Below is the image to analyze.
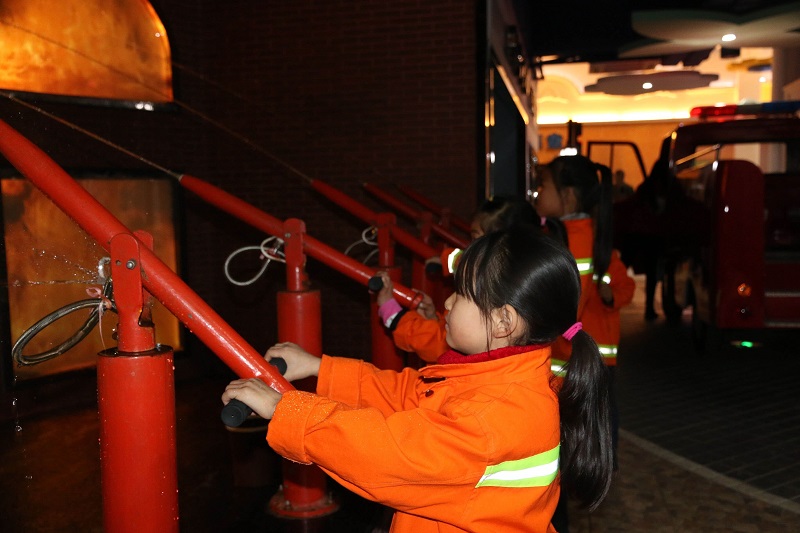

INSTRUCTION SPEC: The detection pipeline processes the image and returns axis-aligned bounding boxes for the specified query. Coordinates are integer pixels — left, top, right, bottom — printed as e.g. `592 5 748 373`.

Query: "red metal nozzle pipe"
362 182 470 248
395 184 472 234
178 175 422 310
308 179 440 261
0 119 291 393
362 183 420 221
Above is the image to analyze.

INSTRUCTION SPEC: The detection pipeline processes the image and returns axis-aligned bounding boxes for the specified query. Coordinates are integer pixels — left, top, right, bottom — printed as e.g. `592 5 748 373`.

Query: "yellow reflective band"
597 344 618 355
551 358 567 378
476 445 560 488
576 257 593 275
447 249 463 275
598 344 618 363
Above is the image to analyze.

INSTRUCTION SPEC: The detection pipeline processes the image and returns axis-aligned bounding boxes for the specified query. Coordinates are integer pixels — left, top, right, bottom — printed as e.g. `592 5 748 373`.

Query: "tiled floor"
2 275 799 532
567 275 800 532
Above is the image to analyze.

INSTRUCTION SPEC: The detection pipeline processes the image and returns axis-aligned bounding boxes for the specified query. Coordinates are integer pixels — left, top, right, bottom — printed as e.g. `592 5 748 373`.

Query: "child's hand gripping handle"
368 276 425 310
221 357 287 427
368 275 384 292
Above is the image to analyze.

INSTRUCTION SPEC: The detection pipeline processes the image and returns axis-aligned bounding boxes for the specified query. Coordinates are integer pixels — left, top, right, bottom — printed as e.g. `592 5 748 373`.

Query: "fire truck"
660 101 800 350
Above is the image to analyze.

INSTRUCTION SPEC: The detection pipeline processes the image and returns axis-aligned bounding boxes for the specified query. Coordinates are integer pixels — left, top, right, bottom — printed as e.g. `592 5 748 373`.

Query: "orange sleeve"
267 388 493 512
605 250 636 310
391 311 448 362
266 362 556 524
266 358 493 513
315 355 422 415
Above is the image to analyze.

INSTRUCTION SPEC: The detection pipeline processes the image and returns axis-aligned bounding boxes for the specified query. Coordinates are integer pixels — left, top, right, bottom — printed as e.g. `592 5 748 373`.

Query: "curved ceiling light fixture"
620 4 800 59
584 70 719 96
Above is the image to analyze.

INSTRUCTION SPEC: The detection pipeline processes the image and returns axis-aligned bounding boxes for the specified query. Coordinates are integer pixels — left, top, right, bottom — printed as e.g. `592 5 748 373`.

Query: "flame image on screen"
2 177 181 380
0 0 172 102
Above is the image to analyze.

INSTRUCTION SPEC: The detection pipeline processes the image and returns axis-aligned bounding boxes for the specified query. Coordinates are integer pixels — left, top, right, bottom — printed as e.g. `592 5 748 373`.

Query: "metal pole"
0 120 291 392
308 179 441 260
269 219 339 518
394 184 472 234
98 233 178 532
372 213 404 371
178 175 423 310
362 182 469 248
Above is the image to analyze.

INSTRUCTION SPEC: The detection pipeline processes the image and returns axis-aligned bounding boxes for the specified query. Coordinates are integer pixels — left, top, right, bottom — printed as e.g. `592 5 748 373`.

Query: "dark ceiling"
512 0 800 66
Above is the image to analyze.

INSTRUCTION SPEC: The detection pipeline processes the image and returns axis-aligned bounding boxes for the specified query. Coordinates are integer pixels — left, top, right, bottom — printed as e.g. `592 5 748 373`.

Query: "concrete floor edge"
620 429 800 516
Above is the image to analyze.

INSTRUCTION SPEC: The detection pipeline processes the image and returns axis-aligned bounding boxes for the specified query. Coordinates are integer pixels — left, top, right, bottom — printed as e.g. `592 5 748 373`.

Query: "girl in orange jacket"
534 155 635 531
534 154 634 368
535 156 635 370
223 227 613 533
376 197 541 363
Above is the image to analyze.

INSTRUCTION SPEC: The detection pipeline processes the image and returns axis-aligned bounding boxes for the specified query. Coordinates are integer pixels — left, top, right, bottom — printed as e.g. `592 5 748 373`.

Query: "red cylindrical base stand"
268 462 339 518
269 288 339 518
98 346 178 533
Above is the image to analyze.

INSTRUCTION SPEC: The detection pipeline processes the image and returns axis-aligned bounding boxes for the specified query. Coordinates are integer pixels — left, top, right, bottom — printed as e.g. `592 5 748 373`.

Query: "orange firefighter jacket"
581 247 635 366
388 309 448 363
267 347 561 533
551 217 635 373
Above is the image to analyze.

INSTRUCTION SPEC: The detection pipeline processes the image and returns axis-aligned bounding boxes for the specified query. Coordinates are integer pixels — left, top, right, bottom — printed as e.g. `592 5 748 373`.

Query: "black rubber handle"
368 276 384 292
425 262 443 275
221 357 287 428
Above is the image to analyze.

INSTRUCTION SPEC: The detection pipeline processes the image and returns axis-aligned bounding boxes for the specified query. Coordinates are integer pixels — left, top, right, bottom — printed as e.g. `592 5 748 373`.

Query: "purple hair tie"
562 321 582 341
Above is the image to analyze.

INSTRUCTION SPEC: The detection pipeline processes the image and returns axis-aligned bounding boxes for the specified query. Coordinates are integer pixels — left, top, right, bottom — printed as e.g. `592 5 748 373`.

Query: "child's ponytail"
558 328 613 510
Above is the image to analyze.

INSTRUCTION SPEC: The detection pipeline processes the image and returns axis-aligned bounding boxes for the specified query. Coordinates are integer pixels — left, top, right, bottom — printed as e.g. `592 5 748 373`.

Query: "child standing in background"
223 227 613 533
535 155 635 372
535 154 635 532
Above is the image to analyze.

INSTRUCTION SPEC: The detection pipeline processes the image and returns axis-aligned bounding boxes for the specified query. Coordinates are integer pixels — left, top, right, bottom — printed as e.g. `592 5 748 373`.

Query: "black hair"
454 226 613 510
546 155 614 286
474 196 539 235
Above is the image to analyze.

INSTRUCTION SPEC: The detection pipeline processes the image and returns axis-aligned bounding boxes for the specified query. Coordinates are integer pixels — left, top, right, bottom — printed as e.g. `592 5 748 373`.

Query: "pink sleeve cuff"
378 298 403 326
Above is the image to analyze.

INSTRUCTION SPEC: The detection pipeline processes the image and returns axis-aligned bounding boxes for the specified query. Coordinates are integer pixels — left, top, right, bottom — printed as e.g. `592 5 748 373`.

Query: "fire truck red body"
661 102 800 347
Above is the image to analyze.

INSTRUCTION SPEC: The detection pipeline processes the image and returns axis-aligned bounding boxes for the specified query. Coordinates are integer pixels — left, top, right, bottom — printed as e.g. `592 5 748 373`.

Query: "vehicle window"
679 142 789 174
674 145 719 203
673 140 799 253
585 141 647 185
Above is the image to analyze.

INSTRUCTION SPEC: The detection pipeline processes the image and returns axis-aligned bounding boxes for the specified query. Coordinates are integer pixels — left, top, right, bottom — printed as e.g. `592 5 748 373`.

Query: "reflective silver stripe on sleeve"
476 445 560 488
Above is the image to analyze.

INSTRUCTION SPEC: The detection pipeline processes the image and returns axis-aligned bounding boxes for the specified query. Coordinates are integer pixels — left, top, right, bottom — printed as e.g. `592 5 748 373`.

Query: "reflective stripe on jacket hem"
598 344 618 363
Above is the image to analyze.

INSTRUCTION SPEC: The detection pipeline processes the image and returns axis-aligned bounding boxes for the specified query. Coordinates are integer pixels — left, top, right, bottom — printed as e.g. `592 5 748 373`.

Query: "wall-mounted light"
721 33 737 42
642 82 653 90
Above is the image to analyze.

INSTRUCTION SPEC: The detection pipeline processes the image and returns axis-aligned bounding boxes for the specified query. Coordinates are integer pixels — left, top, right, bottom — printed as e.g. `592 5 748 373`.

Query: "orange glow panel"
3 177 181 380
0 0 172 102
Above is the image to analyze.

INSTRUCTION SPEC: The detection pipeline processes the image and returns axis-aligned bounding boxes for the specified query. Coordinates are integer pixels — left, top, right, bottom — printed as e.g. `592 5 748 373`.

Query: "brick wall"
0 0 482 370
